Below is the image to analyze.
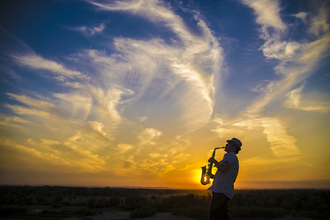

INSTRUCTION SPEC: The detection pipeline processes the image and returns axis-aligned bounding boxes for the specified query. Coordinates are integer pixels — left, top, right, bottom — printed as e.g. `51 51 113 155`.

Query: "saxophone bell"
200 166 209 185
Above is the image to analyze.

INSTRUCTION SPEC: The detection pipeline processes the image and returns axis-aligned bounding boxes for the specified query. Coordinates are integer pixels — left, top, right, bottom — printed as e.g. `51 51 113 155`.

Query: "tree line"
160 189 330 219
0 186 329 219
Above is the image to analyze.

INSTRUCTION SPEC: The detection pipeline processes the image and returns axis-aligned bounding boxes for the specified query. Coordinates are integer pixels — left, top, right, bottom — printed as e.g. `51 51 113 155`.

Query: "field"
0 186 329 220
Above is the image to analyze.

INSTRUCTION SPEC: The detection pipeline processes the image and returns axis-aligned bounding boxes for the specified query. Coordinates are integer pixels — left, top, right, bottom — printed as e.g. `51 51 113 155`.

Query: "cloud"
12 53 89 81
67 23 106 36
87 0 145 12
107 130 193 177
138 128 162 145
0 114 31 125
0 138 104 172
243 1 330 116
87 0 196 44
89 121 113 140
41 139 60 145
84 0 223 132
139 116 148 122
113 135 191 176
5 104 52 118
309 7 329 36
285 84 330 112
4 82 128 134
7 93 56 112
86 86 134 124
212 115 301 158
122 155 135 169
3 89 126 154
227 0 330 160
242 0 286 34
53 92 92 120
293 12 307 23
4 30 88 82
149 153 165 158
117 144 133 153
260 117 300 158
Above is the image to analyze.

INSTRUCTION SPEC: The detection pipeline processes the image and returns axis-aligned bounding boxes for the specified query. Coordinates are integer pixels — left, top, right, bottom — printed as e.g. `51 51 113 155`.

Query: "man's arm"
208 158 230 172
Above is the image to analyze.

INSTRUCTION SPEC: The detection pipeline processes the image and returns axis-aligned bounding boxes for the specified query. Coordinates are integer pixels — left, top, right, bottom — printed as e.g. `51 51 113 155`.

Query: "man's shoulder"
227 152 237 157
226 152 238 165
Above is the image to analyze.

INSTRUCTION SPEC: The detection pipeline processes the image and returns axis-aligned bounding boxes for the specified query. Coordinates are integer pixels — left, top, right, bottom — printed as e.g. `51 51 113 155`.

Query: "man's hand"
208 157 217 163
208 157 230 173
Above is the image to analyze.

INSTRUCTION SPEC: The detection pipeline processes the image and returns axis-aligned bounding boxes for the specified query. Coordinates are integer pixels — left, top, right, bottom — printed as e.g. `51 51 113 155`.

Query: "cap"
227 137 242 149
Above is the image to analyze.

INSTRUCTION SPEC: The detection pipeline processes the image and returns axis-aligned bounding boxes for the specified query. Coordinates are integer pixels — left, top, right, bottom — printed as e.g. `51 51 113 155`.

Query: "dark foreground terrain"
0 186 329 220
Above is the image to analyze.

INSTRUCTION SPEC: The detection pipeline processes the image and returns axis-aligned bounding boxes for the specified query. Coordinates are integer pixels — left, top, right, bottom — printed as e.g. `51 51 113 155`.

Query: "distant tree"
108 196 121 208
130 206 157 218
53 191 64 205
87 197 97 209
95 197 107 208
26 193 37 205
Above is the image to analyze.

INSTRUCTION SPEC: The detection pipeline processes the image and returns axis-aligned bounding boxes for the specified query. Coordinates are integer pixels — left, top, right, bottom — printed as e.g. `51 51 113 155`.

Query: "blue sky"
0 0 330 189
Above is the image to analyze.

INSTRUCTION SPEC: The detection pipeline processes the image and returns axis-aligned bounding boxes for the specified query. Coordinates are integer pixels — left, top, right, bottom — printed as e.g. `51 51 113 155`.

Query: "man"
208 137 242 220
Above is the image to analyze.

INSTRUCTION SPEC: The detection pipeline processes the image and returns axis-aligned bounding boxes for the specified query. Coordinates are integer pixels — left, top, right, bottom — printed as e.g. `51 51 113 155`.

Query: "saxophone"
200 147 225 185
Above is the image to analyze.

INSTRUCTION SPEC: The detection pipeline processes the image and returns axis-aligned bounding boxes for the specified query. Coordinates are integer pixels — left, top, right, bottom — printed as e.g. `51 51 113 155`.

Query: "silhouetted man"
208 137 242 220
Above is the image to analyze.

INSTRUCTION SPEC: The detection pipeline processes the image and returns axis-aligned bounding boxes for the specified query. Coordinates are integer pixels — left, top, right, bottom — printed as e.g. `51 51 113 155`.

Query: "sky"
0 0 330 189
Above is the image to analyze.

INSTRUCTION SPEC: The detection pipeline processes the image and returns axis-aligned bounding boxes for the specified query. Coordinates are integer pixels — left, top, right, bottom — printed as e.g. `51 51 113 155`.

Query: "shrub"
108 196 121 208
230 206 287 219
0 206 27 217
52 204 61 208
120 195 148 210
87 197 97 209
172 204 209 220
76 208 98 216
95 197 107 208
130 206 157 218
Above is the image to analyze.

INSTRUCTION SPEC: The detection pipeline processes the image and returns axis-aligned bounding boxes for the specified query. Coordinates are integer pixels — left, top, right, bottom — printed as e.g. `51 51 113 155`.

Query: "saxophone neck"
212 146 225 157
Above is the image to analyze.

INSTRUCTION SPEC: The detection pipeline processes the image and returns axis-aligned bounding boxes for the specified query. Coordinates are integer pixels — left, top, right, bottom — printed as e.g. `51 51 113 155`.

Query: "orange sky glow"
1 0 330 190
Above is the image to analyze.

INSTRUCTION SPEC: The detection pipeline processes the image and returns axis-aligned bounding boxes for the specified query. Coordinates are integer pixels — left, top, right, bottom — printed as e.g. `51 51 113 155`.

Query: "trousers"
209 193 230 220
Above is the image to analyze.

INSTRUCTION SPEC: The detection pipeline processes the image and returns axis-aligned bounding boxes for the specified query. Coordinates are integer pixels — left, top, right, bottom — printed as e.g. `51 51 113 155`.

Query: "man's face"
225 141 237 152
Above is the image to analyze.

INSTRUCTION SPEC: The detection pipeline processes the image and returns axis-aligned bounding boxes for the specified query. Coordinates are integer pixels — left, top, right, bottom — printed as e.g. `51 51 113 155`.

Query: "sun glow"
193 169 204 185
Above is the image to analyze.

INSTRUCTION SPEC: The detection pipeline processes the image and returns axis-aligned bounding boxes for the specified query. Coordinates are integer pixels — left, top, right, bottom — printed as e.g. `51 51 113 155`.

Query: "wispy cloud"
86 0 144 12
53 92 92 120
117 144 133 154
293 12 308 23
242 0 286 34
1 138 104 172
2 85 192 176
212 115 301 158
309 7 329 36
5 104 52 118
84 0 223 132
0 114 31 125
214 0 330 159
260 117 300 158
89 121 113 140
244 1 330 115
12 53 89 81
285 84 330 112
7 93 56 110
66 23 106 36
138 128 162 145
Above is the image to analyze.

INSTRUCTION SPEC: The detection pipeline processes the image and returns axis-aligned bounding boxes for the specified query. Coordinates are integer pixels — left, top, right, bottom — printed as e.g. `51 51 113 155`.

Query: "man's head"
225 137 242 154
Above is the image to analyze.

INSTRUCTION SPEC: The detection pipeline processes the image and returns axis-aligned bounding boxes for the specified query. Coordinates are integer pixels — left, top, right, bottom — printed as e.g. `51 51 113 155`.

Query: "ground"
63 211 315 220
